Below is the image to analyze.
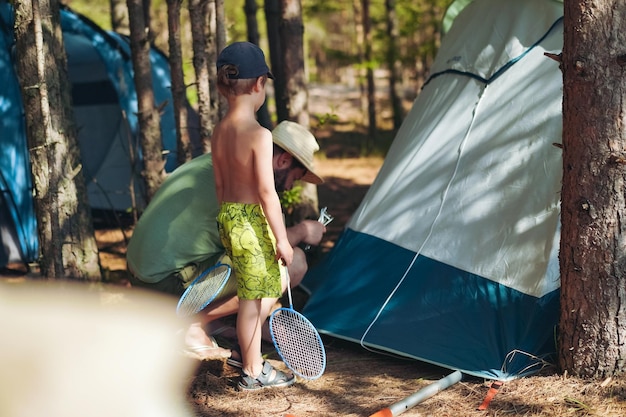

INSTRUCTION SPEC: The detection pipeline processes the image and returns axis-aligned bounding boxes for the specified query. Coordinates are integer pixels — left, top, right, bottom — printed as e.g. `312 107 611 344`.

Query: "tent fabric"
302 0 563 380
60 9 190 210
0 4 38 266
0 3 198 267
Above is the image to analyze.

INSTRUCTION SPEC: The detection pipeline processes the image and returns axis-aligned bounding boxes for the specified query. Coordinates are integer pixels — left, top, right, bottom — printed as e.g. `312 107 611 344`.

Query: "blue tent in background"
302 0 563 380
0 2 199 267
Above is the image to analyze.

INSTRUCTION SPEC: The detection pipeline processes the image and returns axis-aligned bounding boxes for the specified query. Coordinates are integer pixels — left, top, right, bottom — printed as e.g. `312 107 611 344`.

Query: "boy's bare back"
211 114 276 207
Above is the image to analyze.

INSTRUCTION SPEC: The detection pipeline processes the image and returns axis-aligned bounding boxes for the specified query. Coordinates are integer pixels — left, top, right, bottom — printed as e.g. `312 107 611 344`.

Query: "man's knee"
288 247 308 287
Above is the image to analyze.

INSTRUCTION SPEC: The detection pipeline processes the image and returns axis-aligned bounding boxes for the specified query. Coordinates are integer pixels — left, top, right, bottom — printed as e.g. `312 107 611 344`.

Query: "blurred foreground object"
0 280 195 417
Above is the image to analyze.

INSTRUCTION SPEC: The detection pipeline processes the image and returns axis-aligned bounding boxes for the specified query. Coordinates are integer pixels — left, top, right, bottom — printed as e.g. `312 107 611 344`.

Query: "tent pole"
368 370 463 417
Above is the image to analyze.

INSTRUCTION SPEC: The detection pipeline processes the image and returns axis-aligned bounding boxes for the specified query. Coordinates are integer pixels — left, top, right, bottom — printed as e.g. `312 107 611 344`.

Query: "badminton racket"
269 268 326 380
304 207 334 250
176 262 232 317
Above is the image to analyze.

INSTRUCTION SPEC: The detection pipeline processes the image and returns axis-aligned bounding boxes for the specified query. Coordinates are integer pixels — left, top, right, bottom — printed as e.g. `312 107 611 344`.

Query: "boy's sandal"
226 347 243 369
237 361 295 391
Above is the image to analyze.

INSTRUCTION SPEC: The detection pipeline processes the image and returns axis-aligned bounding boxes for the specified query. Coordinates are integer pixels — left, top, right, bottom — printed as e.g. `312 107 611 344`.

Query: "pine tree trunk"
361 0 376 152
14 0 101 280
244 0 261 46
244 0 272 129
166 0 192 165
559 0 626 378
385 0 403 130
265 0 287 122
127 0 165 201
189 0 214 153
277 0 319 217
215 0 227 120
278 0 309 128
352 0 367 125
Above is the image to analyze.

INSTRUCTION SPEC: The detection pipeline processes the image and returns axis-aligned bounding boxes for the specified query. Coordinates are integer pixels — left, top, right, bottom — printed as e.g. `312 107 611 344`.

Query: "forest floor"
3 84 626 416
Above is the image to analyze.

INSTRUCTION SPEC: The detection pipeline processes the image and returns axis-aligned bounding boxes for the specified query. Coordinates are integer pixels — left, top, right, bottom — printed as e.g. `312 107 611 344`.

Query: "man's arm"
286 220 326 248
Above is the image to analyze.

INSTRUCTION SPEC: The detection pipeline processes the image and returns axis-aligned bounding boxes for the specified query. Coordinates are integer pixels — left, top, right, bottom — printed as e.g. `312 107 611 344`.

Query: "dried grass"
186 337 626 417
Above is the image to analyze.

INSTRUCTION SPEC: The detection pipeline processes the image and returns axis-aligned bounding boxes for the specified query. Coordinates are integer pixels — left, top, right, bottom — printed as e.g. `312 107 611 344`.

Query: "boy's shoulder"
247 124 273 147
228 119 271 140
212 119 272 152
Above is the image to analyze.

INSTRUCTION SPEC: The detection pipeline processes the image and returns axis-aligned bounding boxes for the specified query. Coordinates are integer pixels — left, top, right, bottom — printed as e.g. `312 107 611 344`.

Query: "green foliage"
303 0 345 15
301 0 456 84
279 183 303 212
315 111 339 127
442 0 473 34
224 1 248 41
322 48 358 66
564 397 592 412
68 0 111 29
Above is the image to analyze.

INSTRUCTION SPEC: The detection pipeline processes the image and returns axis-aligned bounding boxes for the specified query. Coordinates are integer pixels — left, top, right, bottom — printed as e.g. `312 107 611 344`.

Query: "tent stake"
369 370 463 417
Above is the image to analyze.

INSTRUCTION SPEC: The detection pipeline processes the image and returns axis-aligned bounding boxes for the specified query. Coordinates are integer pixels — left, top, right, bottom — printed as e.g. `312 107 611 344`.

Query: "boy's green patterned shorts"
217 202 282 300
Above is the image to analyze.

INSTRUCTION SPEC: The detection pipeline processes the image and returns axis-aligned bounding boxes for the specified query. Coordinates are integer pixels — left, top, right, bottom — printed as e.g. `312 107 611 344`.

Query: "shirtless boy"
212 42 297 390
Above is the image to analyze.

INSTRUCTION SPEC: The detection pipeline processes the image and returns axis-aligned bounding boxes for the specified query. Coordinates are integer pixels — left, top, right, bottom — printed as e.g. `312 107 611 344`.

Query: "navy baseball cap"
216 42 274 80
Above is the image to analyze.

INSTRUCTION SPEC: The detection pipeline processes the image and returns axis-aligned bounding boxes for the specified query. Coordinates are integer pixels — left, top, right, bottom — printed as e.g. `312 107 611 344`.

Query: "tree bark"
127 0 165 201
14 0 101 280
166 0 192 165
385 0 403 130
265 0 286 121
361 0 376 152
215 0 227 120
352 0 367 125
278 0 309 127
559 0 626 378
245 0 272 129
189 0 214 153
245 0 261 45
276 0 319 218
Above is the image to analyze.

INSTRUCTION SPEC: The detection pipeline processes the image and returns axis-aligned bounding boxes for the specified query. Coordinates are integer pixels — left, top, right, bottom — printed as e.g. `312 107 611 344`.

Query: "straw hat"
272 121 323 184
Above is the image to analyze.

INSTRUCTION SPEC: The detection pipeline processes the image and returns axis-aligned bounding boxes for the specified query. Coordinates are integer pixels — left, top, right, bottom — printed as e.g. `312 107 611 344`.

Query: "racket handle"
302 207 333 252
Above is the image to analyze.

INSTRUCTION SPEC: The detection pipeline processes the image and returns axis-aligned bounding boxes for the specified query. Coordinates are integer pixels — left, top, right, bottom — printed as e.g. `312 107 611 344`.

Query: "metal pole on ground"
368 370 463 417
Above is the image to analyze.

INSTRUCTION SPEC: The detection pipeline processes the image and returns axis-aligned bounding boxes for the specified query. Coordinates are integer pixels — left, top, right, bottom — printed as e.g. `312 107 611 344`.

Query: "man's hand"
287 219 326 247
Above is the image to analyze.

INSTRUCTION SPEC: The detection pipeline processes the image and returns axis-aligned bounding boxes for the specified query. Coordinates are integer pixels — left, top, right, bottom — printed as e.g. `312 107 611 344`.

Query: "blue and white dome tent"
302 0 564 380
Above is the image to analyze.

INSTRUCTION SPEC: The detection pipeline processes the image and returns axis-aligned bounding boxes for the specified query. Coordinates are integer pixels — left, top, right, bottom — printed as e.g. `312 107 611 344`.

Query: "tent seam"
359 83 490 352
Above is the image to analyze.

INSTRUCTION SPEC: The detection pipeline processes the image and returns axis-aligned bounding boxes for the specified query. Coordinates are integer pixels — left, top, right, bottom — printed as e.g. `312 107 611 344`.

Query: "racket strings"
176 266 230 317
270 309 326 379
